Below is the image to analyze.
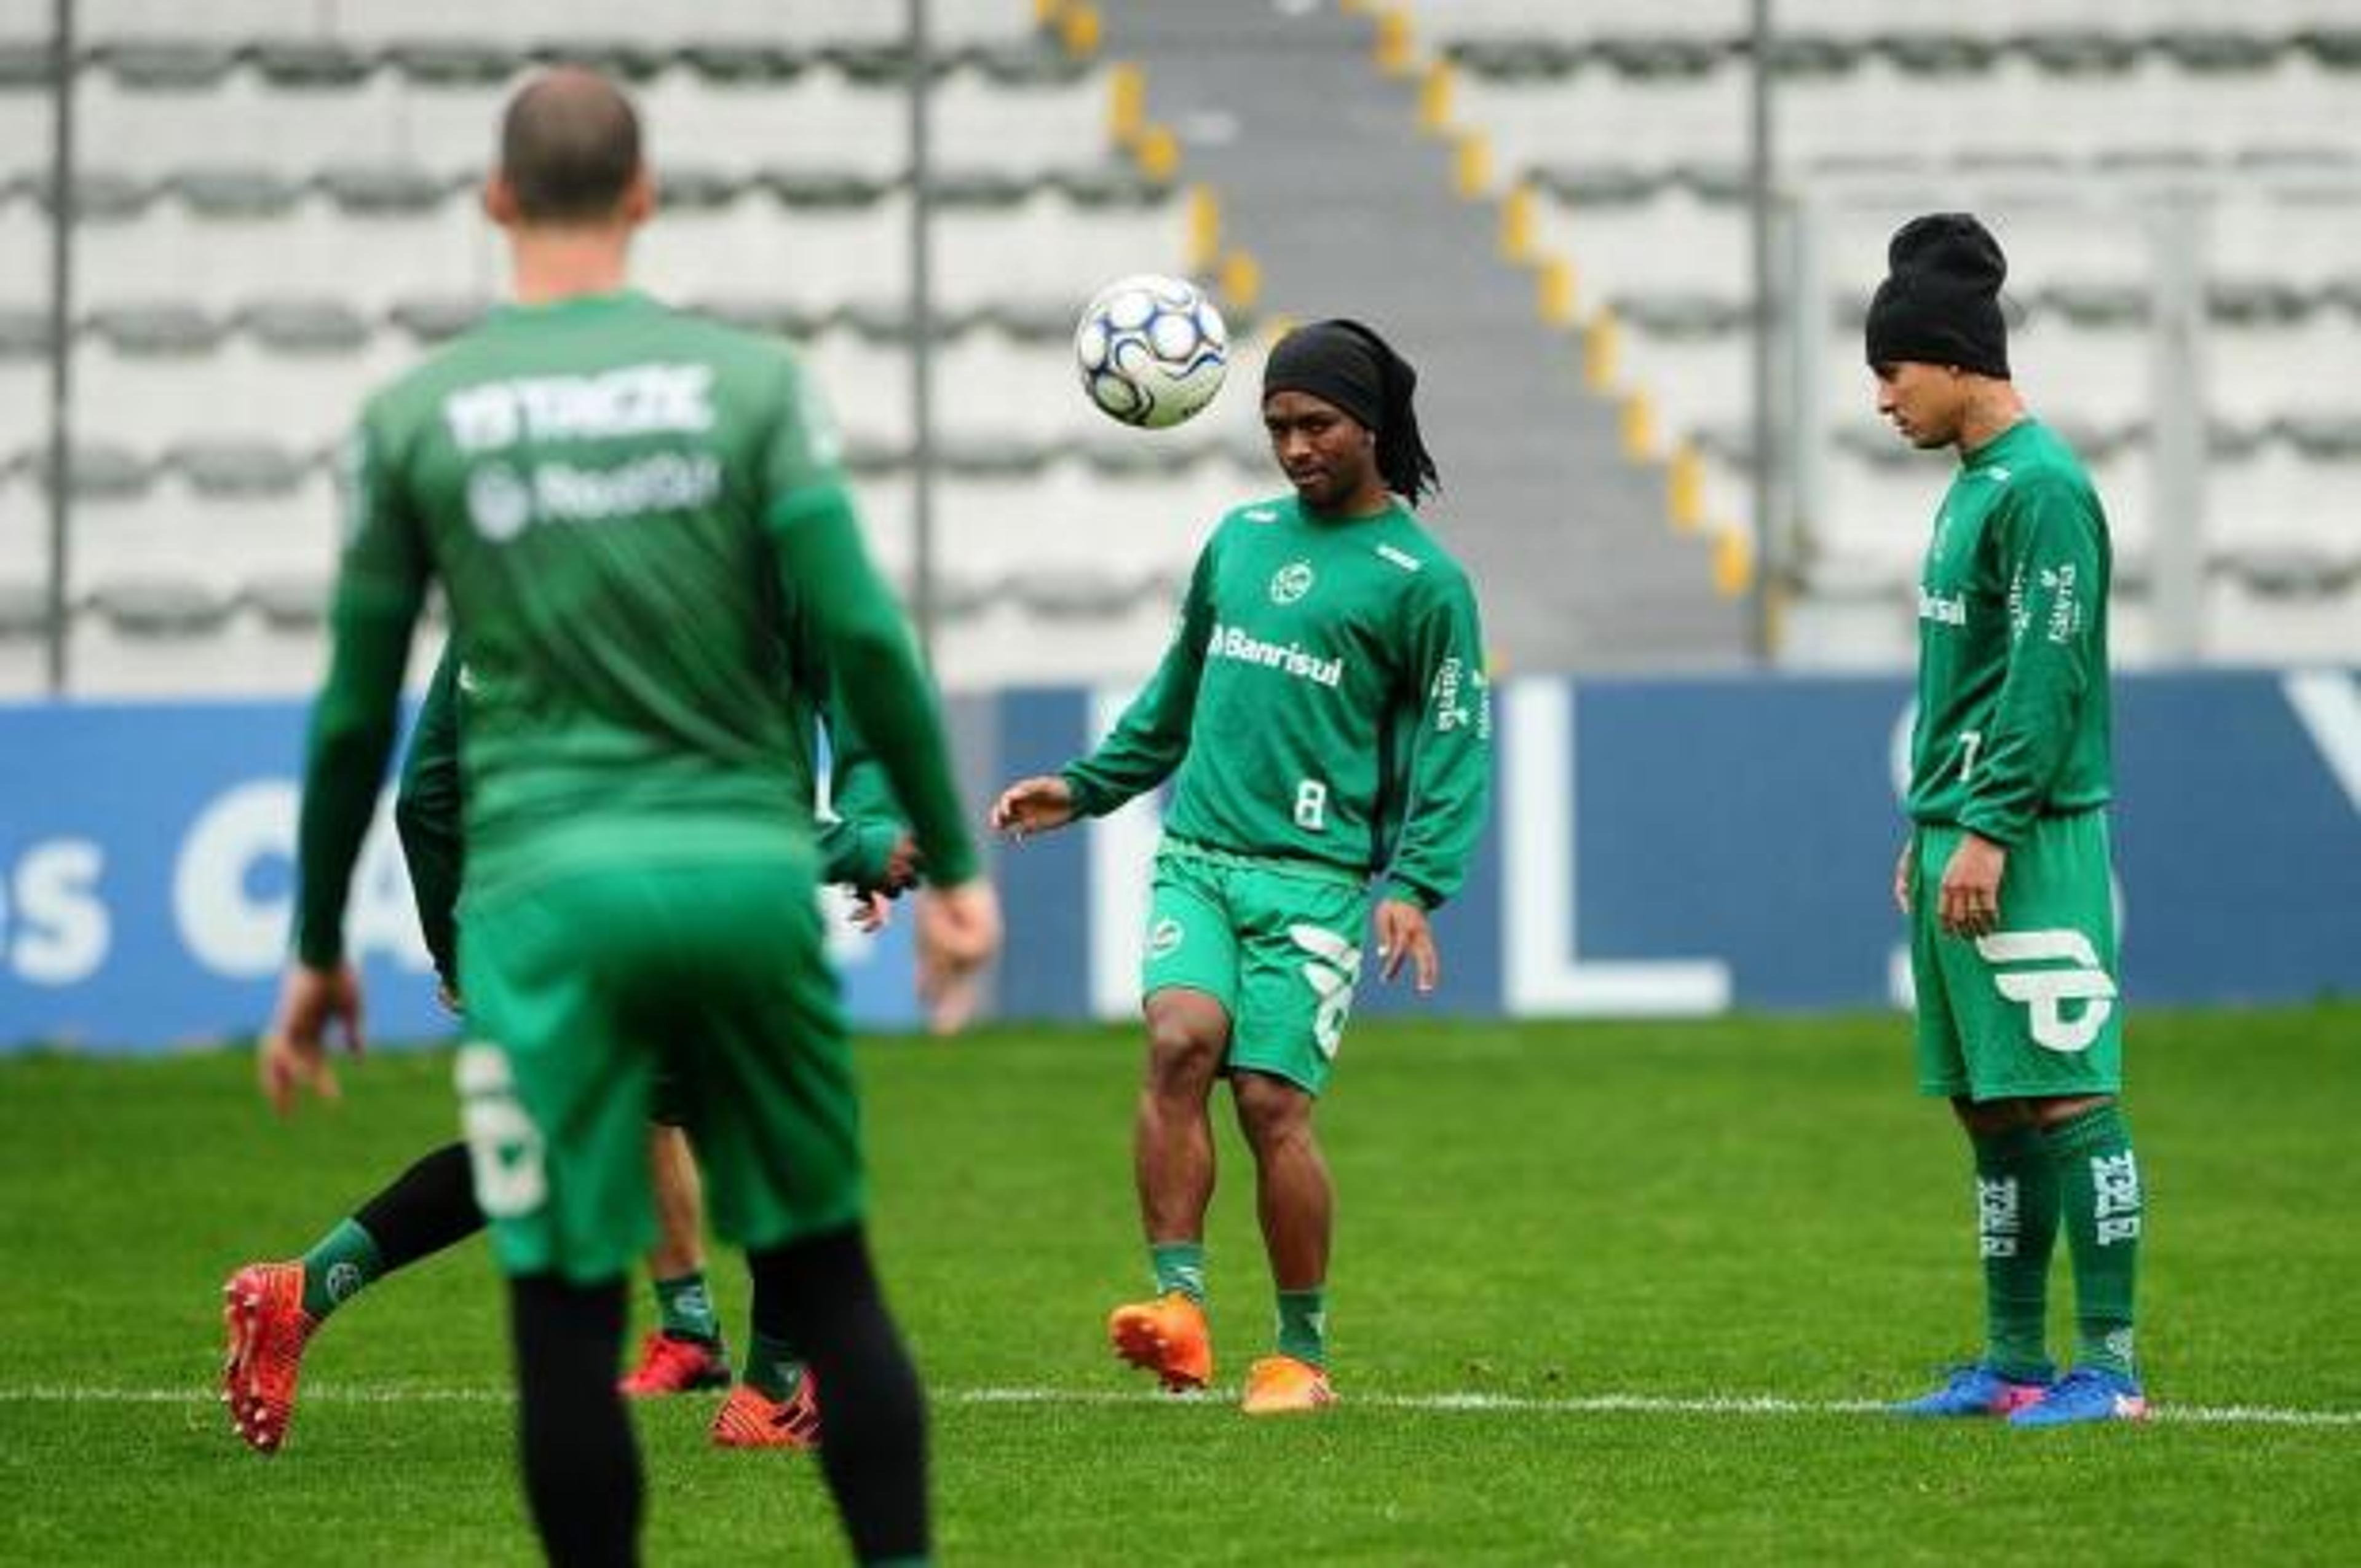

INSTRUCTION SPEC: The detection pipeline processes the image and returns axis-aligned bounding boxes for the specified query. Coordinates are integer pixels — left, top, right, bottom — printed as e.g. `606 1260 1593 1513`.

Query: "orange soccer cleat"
1240 1354 1335 1416
1106 1291 1214 1392
221 1261 318 1454
617 1331 732 1398
709 1373 823 1450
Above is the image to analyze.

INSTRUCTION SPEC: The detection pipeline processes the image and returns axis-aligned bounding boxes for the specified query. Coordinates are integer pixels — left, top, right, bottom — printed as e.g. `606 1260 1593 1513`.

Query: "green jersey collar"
489 288 660 326
1961 416 2039 472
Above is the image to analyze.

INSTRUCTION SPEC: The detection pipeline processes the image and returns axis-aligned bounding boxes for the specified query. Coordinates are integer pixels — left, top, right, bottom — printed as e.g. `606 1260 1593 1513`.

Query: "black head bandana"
1262 318 1440 505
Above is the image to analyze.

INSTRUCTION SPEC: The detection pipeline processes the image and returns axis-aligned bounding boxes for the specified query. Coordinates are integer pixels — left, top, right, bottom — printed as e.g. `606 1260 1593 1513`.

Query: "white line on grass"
2 1383 2356 1428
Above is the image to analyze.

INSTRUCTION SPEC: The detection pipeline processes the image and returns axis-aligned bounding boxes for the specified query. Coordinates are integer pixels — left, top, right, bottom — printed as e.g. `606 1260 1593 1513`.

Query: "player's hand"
990 776 1078 841
877 832 920 895
1374 898 1440 994
1937 832 2007 939
849 889 893 934
261 961 365 1117
1893 838 1914 916
915 878 1002 1028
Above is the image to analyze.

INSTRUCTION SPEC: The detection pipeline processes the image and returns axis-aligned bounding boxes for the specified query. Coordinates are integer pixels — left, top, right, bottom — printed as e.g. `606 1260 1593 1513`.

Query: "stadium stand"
1416 0 2361 663
7 1 2358 690
4 1 1276 695
1094 0 1749 672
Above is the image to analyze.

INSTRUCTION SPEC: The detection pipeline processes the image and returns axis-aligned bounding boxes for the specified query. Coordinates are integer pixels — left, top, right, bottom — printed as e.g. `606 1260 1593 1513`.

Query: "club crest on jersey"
467 463 534 543
1270 561 1315 605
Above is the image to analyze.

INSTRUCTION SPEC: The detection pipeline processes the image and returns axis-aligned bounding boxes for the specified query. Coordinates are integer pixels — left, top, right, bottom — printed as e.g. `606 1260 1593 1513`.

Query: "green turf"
3 1006 2357 1564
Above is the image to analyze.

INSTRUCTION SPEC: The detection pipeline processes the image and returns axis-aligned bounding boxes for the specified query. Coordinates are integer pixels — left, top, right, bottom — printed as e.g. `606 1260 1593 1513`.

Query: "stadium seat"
377 38 521 87
315 163 456 216
76 191 497 313
29 441 151 501
248 39 378 89
0 37 53 91
83 575 235 637
86 37 240 90
239 569 331 631
167 439 313 499
83 301 224 355
0 574 47 639
0 302 49 358
2205 573 2361 662
169 164 307 218
237 297 375 355
385 293 493 343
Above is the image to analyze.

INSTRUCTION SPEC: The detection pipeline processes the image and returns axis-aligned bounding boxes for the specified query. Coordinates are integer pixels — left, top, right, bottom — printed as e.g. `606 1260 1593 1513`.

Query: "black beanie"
1262 318 1440 504
1864 213 2011 379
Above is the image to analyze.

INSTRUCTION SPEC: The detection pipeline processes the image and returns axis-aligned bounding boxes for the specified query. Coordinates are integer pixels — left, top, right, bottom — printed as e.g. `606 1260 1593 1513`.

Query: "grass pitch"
2 1006 2357 1564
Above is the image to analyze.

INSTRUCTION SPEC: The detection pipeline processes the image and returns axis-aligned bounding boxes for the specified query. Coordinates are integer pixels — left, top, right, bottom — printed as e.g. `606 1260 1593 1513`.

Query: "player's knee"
1232 1071 1312 1151
1951 1095 2032 1135
1142 1010 1224 1096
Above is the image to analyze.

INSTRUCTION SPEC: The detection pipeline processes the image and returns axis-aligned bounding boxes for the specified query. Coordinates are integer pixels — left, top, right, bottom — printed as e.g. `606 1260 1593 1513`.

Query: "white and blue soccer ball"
1074 273 1228 429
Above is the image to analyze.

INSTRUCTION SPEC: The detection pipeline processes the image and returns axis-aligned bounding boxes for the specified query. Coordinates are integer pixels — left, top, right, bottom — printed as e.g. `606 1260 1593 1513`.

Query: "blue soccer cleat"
1891 1362 2054 1417
2006 1366 2149 1427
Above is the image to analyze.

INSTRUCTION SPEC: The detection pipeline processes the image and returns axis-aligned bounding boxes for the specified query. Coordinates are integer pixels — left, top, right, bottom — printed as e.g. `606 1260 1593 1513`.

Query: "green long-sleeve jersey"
394 636 908 987
1062 494 1491 908
1908 418 2113 844
296 289 971 967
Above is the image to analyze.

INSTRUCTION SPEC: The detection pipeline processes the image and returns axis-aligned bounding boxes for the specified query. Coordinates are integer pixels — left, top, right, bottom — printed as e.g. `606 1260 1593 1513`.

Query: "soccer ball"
1074 274 1228 429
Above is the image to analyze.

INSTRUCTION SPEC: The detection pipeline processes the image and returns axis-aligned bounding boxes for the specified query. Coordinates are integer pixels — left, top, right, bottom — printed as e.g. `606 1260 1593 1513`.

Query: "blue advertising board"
3 670 2356 1052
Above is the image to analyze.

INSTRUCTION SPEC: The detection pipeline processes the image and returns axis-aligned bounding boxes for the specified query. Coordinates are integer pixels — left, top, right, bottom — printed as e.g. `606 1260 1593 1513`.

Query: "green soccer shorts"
454 844 863 1283
1910 810 2124 1103
1141 843 1371 1098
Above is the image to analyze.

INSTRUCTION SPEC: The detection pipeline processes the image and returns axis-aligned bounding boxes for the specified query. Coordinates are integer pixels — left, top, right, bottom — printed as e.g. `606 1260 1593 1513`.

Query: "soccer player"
222 641 914 1456
1869 213 2148 1427
991 320 1491 1414
405 630 920 1436
257 66 1001 1567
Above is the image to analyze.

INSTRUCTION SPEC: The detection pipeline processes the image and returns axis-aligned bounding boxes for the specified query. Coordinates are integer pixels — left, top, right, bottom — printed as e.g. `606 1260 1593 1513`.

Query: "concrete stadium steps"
1094 0 1746 674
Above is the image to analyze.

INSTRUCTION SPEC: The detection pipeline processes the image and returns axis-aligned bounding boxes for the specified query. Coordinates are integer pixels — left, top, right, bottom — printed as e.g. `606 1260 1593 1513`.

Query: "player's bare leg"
620 1125 731 1397
1136 989 1227 1243
1232 1071 1331 1294
1232 1070 1335 1413
1108 988 1228 1391
647 1124 705 1281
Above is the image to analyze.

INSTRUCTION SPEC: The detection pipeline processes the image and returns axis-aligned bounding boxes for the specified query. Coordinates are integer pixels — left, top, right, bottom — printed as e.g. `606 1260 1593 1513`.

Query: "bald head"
497 67 643 224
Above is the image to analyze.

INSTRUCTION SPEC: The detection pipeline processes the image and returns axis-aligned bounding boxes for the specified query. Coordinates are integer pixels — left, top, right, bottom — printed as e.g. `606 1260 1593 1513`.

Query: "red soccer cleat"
709 1373 823 1449
1107 1291 1214 1393
1240 1353 1335 1416
618 1330 734 1397
221 1261 318 1455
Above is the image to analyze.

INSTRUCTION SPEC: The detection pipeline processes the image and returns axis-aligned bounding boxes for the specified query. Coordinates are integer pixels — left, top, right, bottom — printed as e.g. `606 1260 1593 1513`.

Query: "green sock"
2044 1102 2143 1378
654 1271 722 1345
1150 1241 1206 1304
1276 1286 1327 1368
298 1218 384 1321
1970 1125 2059 1382
745 1330 806 1403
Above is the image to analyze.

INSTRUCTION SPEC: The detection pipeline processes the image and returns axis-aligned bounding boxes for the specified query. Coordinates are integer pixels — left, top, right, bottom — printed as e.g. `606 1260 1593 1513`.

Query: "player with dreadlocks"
991 319 1492 1413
